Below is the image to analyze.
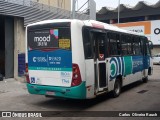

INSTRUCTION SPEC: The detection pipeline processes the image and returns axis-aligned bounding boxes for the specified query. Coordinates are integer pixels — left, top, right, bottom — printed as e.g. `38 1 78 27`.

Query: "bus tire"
112 79 121 98
143 77 148 83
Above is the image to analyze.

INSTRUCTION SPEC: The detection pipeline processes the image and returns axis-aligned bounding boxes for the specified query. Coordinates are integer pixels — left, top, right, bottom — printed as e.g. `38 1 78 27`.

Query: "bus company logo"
110 57 124 80
33 57 47 63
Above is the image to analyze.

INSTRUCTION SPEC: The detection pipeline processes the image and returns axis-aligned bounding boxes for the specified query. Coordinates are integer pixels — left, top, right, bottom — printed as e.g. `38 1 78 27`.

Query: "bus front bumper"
26 82 86 99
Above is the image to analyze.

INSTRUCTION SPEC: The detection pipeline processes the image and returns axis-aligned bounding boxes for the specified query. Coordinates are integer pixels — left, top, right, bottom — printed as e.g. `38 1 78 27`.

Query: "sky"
74 0 160 11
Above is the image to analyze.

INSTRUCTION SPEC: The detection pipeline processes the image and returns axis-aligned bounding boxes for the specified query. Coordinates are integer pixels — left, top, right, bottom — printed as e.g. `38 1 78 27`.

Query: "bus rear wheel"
142 77 148 83
112 79 121 98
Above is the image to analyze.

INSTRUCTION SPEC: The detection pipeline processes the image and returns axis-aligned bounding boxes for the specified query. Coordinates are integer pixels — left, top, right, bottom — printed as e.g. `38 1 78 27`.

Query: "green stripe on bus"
27 81 86 99
28 67 72 71
124 56 132 76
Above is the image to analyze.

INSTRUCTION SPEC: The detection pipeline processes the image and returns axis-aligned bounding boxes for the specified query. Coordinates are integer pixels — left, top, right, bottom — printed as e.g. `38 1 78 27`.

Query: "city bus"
25 19 153 99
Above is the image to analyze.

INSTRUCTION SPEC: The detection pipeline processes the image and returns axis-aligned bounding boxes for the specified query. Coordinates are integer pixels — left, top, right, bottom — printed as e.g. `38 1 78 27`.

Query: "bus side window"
126 35 133 55
140 37 145 55
121 35 127 55
121 34 133 55
83 28 93 59
108 32 121 56
133 37 141 55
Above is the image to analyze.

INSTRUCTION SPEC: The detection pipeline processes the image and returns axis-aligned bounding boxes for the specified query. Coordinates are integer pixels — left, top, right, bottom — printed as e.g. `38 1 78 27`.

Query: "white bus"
25 19 153 99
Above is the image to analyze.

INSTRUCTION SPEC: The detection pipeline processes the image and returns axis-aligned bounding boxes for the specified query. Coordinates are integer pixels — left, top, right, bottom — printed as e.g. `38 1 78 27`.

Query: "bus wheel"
142 77 148 83
112 79 121 98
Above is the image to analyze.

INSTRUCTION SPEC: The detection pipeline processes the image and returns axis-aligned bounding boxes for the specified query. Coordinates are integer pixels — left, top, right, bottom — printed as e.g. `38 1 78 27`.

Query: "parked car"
153 53 160 65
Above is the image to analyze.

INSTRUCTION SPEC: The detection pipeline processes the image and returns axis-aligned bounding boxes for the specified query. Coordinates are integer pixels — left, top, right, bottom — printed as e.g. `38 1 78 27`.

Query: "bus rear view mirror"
149 41 153 49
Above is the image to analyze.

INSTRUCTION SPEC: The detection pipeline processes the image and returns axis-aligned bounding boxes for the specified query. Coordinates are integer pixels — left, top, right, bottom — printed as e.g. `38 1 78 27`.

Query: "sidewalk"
0 78 27 99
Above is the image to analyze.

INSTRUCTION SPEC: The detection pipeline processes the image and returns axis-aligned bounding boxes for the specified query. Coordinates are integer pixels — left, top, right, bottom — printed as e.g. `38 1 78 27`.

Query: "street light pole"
72 0 76 19
118 0 120 24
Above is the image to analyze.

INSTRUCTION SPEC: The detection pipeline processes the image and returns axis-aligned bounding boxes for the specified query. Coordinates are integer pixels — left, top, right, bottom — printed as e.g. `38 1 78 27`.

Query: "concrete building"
32 0 71 11
96 1 160 54
0 0 89 80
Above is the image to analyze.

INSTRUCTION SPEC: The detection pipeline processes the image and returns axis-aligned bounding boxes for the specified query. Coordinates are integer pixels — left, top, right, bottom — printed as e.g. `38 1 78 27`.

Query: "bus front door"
94 33 108 93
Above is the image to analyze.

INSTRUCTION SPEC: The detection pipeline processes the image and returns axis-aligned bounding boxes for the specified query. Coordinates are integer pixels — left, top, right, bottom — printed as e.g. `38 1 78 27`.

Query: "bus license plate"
46 91 55 95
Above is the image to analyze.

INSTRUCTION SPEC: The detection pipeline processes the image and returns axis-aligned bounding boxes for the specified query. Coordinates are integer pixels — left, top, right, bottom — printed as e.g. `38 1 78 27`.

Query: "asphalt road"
0 65 160 120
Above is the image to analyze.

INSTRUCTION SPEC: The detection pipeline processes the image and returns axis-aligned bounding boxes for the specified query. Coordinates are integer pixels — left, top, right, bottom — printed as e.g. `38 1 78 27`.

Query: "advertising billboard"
115 20 160 45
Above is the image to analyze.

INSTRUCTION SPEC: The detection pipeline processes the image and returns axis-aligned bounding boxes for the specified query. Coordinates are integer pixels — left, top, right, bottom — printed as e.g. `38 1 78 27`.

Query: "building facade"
32 0 71 10
0 0 89 81
96 1 160 55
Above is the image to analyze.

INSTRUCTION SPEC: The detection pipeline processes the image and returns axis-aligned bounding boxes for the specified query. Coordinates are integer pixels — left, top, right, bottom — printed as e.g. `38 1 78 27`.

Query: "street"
0 65 160 119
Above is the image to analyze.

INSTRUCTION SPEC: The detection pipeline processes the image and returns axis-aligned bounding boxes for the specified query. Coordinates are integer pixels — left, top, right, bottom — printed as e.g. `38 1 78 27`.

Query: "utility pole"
118 0 120 24
72 0 96 20
72 0 76 19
